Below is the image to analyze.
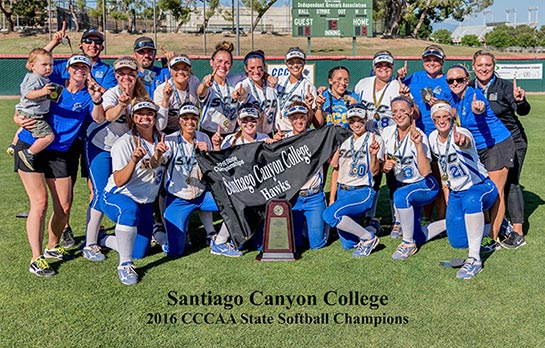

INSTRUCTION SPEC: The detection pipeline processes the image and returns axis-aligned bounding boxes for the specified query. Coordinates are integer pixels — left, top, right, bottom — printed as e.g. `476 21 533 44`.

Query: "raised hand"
87 78 103 103
211 124 224 149
453 125 468 148
315 88 326 109
471 93 485 114
196 141 209 151
160 46 175 61
273 125 285 141
118 87 131 108
397 60 408 80
383 153 396 172
369 133 380 156
163 75 174 99
202 67 217 88
304 84 314 107
155 133 169 156
513 76 525 102
52 21 67 46
398 76 411 97
409 119 422 144
132 137 147 163
231 84 248 102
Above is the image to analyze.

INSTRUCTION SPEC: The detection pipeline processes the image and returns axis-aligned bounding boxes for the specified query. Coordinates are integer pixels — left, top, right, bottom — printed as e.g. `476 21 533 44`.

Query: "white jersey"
199 75 242 134
354 76 402 132
154 75 200 132
236 78 278 135
163 131 212 200
275 75 316 132
382 125 432 184
337 132 385 187
221 132 269 150
429 127 488 192
285 131 322 190
104 132 166 203
88 85 131 151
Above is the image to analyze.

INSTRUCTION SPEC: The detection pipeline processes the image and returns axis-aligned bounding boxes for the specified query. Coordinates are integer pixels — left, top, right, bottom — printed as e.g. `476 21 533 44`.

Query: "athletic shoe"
480 236 500 254
500 233 526 249
6 144 15 157
499 219 514 241
28 256 55 277
352 235 379 258
82 244 106 261
390 222 402 239
206 233 218 246
61 226 75 248
18 149 36 171
210 239 243 257
456 257 483 279
43 244 71 260
117 262 139 285
391 240 418 260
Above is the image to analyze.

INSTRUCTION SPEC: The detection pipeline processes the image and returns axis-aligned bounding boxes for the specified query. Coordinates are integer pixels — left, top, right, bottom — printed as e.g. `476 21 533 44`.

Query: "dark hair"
211 41 234 61
390 96 414 108
130 97 160 138
447 64 470 77
244 50 265 66
328 66 350 79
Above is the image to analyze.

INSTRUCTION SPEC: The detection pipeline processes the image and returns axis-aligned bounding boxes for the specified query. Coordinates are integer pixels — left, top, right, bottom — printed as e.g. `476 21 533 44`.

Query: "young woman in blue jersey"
382 97 444 260
232 50 279 136
429 101 498 279
323 104 384 257
276 101 329 250
159 103 217 258
100 99 168 285
197 41 243 138
472 50 531 249
154 55 200 134
275 47 317 132
82 56 149 262
314 66 359 128
14 54 105 277
446 64 514 251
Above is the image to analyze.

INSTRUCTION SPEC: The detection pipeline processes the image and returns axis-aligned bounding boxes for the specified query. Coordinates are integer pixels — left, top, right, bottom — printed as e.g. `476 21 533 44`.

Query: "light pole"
48 0 52 41
102 0 106 53
203 0 207 55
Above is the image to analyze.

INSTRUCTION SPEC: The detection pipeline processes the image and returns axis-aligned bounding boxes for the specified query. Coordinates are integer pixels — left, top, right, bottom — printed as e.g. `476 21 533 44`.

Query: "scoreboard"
292 0 373 38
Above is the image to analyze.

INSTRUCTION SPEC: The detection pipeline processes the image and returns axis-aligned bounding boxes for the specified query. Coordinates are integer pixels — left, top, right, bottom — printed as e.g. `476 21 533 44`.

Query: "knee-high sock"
365 193 380 218
337 216 373 240
397 206 415 243
465 213 484 261
215 223 230 244
115 224 137 265
421 220 447 241
154 231 168 247
199 211 216 237
85 207 103 246
101 235 117 251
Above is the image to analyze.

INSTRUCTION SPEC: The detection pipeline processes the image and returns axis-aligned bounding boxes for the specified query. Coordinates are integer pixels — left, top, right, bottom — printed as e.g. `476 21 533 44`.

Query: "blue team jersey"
140 65 170 98
51 58 116 90
450 86 511 150
19 85 95 152
321 89 359 129
402 71 452 136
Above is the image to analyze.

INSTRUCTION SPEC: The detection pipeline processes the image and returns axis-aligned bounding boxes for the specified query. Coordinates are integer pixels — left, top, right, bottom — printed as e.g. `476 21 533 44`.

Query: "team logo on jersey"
95 71 104 78
72 103 83 112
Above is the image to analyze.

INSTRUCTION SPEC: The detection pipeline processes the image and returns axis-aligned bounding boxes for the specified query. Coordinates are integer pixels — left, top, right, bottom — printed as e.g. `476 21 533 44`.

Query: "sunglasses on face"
82 38 103 45
446 77 467 85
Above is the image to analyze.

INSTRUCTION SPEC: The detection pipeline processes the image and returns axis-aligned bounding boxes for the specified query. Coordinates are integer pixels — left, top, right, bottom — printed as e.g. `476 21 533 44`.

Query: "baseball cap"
373 51 394 66
132 101 157 113
346 104 368 119
81 29 104 42
169 56 192 68
285 48 306 62
66 55 91 68
287 104 309 117
134 36 156 52
113 56 138 71
179 103 200 116
422 45 445 60
238 104 260 119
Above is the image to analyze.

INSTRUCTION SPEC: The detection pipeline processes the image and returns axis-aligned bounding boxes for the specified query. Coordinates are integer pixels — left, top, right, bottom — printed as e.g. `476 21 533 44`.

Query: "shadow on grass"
522 188 545 235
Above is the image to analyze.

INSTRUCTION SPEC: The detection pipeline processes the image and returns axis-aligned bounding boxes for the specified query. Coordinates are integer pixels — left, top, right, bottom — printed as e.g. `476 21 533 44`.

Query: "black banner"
196 125 351 246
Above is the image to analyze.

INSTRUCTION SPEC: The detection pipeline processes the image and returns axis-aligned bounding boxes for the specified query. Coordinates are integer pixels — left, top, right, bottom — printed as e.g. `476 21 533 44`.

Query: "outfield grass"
1 97 544 348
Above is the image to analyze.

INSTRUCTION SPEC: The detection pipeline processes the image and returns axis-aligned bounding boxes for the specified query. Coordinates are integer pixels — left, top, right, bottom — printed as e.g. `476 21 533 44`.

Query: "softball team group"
11 26 531 284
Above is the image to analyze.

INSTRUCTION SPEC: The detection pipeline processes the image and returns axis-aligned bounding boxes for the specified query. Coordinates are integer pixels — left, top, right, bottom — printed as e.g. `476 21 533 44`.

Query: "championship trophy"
257 199 298 261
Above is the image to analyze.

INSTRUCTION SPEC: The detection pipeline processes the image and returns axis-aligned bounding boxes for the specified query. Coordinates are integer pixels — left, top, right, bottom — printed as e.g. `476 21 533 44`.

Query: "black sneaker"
18 149 36 171
6 144 15 157
29 256 56 277
480 236 500 254
44 244 72 260
61 226 75 248
500 233 526 249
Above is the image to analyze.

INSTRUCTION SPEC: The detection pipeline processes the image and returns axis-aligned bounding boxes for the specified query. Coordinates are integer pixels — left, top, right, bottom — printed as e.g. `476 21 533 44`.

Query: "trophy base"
256 251 301 262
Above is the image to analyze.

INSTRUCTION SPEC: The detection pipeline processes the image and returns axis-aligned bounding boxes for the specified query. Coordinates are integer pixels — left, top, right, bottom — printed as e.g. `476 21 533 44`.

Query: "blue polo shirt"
139 66 170 98
52 58 116 90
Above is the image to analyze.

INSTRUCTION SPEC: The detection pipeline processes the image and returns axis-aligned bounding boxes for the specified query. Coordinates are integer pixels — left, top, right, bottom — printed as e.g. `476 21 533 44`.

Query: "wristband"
93 98 103 105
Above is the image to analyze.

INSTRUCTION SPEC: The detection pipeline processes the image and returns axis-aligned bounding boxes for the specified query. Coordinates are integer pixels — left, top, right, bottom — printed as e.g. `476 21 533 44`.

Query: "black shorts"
478 136 515 172
14 140 79 179
69 138 89 178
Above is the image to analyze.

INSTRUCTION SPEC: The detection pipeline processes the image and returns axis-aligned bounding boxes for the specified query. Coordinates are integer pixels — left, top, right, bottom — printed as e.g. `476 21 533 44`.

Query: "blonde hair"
212 41 234 61
26 48 52 72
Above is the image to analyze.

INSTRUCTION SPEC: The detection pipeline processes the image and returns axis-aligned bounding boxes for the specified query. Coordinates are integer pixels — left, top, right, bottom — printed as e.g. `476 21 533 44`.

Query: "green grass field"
1 97 544 348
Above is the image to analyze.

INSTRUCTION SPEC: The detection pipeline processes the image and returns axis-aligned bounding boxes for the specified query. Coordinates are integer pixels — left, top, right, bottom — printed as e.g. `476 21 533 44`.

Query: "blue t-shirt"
140 66 170 98
451 86 511 150
52 58 116 90
402 70 452 136
19 85 95 152
321 89 359 129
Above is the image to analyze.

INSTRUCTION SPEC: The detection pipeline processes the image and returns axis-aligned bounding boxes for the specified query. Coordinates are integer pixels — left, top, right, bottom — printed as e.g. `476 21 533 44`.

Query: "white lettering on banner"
267 64 315 86
495 64 543 80
213 156 245 172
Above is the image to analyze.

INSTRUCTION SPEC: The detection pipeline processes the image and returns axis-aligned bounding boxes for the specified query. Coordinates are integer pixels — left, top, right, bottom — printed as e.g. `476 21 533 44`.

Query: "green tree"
460 34 481 47
10 0 48 27
240 0 278 32
68 0 87 32
485 24 516 48
158 0 192 33
514 25 538 47
430 29 452 45
89 1 104 31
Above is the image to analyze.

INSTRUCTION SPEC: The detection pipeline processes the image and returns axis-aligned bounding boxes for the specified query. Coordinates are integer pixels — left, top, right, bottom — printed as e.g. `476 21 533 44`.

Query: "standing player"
275 47 316 132
429 100 498 279
323 104 384 257
100 99 168 285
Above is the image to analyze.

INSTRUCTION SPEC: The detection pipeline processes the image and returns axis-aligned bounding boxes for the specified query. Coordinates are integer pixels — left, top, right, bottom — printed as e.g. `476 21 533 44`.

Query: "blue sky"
433 0 544 31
